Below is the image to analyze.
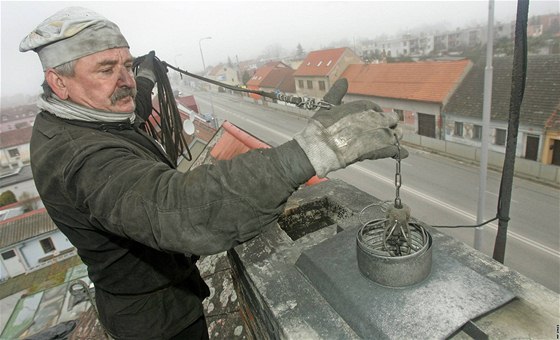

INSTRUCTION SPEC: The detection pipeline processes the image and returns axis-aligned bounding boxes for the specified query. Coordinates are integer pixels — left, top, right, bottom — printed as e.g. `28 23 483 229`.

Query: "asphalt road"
190 89 560 293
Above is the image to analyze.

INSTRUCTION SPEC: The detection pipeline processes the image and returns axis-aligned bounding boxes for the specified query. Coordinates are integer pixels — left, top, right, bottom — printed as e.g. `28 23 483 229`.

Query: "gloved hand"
136 51 156 83
294 78 407 178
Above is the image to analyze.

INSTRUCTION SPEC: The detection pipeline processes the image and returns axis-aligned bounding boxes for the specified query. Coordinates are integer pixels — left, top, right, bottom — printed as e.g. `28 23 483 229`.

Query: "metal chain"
394 136 402 208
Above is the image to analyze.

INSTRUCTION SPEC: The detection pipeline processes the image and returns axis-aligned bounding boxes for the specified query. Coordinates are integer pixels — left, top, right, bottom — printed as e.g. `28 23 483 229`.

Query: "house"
0 208 75 281
293 47 362 99
237 59 259 85
341 59 473 139
0 126 33 167
246 61 296 102
0 165 38 200
176 95 200 113
443 55 560 164
0 104 37 132
207 63 240 93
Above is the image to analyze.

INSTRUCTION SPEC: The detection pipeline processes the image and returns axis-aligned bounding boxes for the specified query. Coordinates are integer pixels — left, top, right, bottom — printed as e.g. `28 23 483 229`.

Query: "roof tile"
342 59 472 103
293 47 349 77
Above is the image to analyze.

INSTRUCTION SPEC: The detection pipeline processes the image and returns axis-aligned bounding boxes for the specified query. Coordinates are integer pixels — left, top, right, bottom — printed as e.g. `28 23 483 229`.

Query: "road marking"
353 164 560 258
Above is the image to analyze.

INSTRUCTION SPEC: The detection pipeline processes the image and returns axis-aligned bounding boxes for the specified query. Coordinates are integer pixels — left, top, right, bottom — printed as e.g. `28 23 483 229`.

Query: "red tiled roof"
0 126 33 148
293 47 348 77
209 121 325 186
176 95 199 113
210 122 270 160
246 62 295 93
342 60 472 103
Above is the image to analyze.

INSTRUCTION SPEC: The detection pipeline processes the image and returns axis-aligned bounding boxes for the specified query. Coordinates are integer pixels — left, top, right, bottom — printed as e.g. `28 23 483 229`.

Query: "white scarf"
37 94 136 123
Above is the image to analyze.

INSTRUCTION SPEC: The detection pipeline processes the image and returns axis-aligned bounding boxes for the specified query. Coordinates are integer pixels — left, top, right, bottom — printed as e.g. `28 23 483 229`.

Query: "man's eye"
101 68 113 74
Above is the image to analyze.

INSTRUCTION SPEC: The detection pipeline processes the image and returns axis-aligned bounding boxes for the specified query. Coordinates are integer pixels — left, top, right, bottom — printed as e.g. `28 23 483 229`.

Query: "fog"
1 0 558 101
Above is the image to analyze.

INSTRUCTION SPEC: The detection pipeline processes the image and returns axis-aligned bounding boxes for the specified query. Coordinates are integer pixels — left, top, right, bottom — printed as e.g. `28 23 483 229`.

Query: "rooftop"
0 126 33 148
342 59 472 104
293 47 349 77
0 208 57 249
0 165 33 188
444 55 560 125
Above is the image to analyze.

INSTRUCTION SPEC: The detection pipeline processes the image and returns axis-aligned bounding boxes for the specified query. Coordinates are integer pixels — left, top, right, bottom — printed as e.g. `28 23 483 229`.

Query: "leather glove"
294 78 407 178
136 51 156 83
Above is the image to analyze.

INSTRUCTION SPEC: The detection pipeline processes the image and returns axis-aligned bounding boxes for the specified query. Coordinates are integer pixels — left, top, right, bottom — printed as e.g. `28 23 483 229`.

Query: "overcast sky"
1 0 558 99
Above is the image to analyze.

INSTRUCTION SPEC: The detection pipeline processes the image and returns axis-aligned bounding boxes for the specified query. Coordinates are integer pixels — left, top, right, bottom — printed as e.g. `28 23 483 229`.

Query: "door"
552 139 560 166
525 135 539 161
1 249 26 278
417 113 436 138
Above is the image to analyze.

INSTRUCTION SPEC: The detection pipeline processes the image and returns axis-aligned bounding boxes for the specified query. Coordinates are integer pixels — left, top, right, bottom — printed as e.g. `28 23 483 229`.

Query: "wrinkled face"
63 47 137 113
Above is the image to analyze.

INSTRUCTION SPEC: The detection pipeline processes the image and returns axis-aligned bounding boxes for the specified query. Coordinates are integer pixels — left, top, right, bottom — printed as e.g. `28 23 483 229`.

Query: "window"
298 80 304 88
8 148 20 158
40 238 55 253
454 122 463 137
472 125 482 140
495 128 506 145
1 250 16 260
319 81 326 91
307 80 313 89
393 109 404 121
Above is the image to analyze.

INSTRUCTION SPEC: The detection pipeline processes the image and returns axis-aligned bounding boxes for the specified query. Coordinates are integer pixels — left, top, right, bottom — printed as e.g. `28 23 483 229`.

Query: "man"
21 7 405 340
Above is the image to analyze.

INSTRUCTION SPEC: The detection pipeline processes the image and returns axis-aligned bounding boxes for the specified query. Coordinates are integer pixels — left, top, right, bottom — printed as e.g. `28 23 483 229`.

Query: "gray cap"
20 7 129 71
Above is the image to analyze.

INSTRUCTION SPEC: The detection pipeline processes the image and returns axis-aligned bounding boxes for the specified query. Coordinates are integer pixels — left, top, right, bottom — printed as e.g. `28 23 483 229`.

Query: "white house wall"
445 114 544 160
0 142 30 167
0 255 11 281
16 231 74 270
0 179 39 200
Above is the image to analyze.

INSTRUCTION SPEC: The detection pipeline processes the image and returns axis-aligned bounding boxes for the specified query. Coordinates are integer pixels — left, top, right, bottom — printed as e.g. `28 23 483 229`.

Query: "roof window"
317 61 322 66
326 60 332 66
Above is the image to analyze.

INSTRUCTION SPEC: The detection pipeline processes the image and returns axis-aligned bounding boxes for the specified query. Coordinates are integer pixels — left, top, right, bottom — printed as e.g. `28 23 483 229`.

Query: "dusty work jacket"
30 77 315 339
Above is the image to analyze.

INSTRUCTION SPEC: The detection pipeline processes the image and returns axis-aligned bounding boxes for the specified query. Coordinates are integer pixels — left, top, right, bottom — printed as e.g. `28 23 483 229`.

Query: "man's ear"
45 69 69 99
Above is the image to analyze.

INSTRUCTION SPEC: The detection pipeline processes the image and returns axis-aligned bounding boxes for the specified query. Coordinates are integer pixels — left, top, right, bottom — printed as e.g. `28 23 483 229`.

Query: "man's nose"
118 67 135 87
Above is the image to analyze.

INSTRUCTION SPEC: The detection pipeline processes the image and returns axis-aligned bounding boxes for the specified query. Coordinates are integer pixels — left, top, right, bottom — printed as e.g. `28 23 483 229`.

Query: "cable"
431 216 498 229
162 62 333 110
133 54 192 163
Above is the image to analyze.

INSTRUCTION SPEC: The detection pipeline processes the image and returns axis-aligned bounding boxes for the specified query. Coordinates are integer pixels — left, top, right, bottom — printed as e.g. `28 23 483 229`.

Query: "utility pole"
199 36 215 116
475 0 495 251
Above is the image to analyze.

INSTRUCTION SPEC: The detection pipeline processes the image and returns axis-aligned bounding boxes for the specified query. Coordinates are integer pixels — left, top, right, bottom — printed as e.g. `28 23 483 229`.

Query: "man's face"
63 47 137 113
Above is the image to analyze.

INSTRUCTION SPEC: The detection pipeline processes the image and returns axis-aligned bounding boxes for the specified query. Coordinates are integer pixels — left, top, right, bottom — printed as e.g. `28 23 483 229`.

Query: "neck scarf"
37 94 136 123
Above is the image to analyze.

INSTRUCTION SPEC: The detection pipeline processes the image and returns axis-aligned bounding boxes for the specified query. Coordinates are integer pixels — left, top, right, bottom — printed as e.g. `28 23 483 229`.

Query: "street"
190 89 560 293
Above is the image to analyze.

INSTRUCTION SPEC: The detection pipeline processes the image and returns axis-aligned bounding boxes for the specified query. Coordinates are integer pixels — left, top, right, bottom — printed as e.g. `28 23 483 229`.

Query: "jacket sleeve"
65 139 315 255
